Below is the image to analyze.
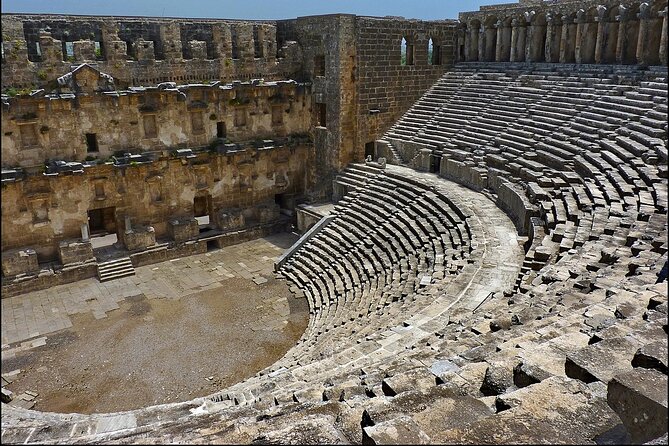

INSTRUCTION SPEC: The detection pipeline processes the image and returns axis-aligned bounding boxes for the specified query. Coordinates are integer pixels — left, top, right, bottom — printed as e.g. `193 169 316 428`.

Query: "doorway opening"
365 141 375 159
216 121 226 138
88 207 116 234
194 195 212 233
429 155 441 173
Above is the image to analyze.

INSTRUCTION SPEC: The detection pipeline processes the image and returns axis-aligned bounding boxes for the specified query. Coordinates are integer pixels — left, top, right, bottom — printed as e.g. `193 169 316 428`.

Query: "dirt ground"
2 275 308 414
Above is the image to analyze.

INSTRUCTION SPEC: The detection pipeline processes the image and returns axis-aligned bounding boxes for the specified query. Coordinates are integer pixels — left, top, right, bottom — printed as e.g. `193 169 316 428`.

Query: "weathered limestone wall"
354 17 457 159
279 15 458 198
1 248 39 276
0 14 304 89
1 143 313 262
459 0 667 66
279 15 358 199
1 80 311 168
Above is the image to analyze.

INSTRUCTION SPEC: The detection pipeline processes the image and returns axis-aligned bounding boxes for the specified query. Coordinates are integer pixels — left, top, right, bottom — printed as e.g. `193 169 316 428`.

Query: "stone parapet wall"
0 14 300 89
1 248 39 276
1 262 98 298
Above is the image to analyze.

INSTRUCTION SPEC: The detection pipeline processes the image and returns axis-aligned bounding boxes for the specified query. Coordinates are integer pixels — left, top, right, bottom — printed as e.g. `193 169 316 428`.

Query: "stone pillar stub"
636 2 651 65
660 8 668 65
81 224 90 241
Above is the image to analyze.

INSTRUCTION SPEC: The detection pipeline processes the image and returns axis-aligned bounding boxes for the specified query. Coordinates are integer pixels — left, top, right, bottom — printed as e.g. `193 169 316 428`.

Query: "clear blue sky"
1 0 497 20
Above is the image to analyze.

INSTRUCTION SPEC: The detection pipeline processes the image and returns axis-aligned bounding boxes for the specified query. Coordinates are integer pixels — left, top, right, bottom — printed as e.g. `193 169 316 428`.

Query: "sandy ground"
2 275 308 414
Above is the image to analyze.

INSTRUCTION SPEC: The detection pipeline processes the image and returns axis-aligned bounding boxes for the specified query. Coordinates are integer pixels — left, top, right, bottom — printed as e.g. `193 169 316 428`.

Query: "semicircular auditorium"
1 0 667 443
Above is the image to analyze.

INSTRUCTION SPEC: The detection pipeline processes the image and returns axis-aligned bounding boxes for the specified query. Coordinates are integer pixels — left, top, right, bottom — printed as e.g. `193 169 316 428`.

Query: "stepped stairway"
96 256 136 282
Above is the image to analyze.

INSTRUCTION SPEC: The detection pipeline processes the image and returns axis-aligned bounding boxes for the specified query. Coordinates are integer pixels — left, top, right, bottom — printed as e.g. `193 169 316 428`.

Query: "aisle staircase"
97 257 135 282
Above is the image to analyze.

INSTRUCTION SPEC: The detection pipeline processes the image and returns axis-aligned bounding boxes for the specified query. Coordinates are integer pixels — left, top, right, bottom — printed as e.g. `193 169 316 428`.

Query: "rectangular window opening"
143 114 157 138
217 121 226 138
85 133 99 153
315 103 326 127
20 123 38 148
234 108 247 127
271 105 283 125
314 55 325 77
190 111 204 134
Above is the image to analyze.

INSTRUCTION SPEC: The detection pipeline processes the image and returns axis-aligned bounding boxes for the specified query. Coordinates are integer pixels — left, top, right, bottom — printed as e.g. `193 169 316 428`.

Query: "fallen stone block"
480 363 514 396
631 341 668 375
565 337 640 384
607 368 668 444
362 415 430 445
381 368 435 396
513 361 553 388
443 376 626 444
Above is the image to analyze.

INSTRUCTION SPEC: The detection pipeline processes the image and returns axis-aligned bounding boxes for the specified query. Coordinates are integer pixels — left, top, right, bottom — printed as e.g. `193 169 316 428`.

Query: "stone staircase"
96 257 135 282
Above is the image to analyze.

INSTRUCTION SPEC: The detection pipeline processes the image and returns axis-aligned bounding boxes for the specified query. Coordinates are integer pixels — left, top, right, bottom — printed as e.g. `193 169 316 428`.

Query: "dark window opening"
365 141 375 159
85 133 99 153
231 31 239 59
217 121 226 138
430 155 441 173
314 55 326 76
194 198 208 216
207 239 218 251
316 103 326 127
125 41 136 60
429 38 441 65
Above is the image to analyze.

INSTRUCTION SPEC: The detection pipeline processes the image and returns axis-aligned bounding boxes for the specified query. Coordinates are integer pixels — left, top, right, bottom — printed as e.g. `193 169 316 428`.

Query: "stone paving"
0 233 297 347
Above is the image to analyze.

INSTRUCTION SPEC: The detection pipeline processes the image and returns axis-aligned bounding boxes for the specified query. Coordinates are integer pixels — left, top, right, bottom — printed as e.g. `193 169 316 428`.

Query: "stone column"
510 18 520 61
524 10 536 62
467 23 480 61
463 24 471 61
559 15 570 62
616 6 630 64
660 8 668 66
594 5 607 64
81 224 90 242
636 2 651 65
495 20 504 61
574 9 587 64
478 26 486 62
545 13 555 62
